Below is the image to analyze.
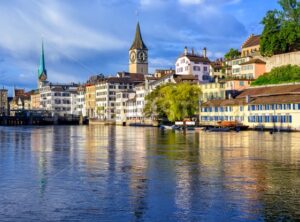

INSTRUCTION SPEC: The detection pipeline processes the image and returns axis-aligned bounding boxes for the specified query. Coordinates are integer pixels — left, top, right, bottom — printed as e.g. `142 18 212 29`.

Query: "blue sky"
0 0 279 92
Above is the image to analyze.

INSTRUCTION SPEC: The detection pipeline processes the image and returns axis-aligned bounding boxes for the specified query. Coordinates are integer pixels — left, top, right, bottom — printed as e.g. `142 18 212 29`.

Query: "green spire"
130 22 148 50
38 42 47 79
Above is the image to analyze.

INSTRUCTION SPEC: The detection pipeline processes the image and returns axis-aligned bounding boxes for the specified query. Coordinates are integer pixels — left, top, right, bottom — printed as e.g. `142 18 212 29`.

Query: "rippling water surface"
0 126 300 221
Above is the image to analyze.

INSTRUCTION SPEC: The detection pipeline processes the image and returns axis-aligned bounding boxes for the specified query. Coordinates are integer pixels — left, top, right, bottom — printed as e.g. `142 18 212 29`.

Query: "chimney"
203 47 207 58
184 46 188 55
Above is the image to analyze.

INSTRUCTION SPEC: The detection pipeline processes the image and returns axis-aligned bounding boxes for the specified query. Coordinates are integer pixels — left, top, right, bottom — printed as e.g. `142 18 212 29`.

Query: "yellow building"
199 80 226 102
85 84 96 118
200 84 300 131
30 90 40 110
241 34 260 57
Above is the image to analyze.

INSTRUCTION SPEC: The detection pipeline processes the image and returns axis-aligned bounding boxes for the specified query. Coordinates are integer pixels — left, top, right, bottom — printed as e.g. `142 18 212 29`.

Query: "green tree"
144 83 201 122
224 48 240 60
251 65 300 86
260 0 300 56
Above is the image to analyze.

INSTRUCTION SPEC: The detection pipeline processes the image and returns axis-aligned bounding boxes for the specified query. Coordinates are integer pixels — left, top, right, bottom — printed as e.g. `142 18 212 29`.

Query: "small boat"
160 125 173 130
160 125 183 131
207 126 231 132
218 121 249 131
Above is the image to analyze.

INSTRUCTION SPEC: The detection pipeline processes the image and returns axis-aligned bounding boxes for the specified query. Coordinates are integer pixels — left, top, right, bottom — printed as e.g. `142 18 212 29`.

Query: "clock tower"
129 22 148 75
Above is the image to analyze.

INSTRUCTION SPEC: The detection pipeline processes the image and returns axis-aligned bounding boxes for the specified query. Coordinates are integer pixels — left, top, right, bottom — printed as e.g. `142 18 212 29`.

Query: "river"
0 126 299 221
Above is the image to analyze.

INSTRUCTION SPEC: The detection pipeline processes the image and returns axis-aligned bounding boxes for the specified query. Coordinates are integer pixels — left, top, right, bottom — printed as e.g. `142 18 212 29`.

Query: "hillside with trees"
251 65 300 86
260 0 300 56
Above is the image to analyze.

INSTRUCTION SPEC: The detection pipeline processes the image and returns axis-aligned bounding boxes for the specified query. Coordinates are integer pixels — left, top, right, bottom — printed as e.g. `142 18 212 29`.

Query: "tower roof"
130 22 148 50
38 42 47 78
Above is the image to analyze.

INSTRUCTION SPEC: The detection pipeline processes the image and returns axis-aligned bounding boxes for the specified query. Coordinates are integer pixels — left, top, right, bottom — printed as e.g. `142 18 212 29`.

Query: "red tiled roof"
240 58 266 65
242 35 260 48
237 84 300 98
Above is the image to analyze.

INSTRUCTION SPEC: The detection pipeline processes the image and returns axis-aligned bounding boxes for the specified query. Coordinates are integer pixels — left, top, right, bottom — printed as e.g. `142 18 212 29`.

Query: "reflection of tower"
129 22 148 75
38 42 47 89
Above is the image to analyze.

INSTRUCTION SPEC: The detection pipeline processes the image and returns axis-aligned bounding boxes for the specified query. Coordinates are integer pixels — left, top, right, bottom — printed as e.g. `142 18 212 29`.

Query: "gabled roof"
174 75 198 83
178 53 210 64
240 58 266 65
130 22 147 50
242 34 260 48
237 84 300 98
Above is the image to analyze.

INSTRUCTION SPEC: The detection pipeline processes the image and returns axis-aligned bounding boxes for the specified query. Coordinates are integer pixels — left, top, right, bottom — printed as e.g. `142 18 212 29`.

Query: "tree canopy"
251 65 300 86
224 48 240 60
260 0 300 56
144 83 201 122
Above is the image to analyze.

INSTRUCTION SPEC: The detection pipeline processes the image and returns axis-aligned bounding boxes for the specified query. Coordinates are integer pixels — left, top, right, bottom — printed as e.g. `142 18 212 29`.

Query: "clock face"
138 51 148 63
130 51 136 63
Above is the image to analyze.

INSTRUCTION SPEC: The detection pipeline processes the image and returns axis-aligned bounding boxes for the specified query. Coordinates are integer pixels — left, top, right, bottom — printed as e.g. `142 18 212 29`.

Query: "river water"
0 126 300 221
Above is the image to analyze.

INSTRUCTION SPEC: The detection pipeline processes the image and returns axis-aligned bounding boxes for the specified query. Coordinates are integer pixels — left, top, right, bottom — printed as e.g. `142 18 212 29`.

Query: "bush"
251 65 300 86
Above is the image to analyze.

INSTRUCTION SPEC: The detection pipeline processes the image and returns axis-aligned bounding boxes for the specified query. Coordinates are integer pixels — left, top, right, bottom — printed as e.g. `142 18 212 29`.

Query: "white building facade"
175 47 210 82
40 83 79 116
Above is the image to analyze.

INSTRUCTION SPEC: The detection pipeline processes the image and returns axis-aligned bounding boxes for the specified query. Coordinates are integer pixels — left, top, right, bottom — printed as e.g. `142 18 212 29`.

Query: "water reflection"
0 126 299 221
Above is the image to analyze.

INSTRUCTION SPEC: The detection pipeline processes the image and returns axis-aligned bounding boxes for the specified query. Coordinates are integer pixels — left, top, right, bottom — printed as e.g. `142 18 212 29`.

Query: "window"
193 66 201 71
203 66 208 72
239 81 244 86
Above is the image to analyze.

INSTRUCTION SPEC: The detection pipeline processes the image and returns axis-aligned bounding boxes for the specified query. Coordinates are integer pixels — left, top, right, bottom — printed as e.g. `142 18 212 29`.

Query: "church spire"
38 41 47 80
130 22 148 50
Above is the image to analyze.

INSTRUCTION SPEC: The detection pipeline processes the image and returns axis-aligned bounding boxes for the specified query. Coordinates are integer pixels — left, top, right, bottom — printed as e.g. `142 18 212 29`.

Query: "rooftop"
240 58 266 65
242 34 260 48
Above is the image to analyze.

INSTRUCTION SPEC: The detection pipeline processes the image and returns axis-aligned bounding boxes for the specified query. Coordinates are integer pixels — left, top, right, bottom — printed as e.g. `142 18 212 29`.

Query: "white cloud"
0 0 127 61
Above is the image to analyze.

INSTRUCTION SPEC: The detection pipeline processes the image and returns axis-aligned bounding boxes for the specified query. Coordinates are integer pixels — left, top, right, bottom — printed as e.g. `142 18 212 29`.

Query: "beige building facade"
85 84 96 118
200 84 300 131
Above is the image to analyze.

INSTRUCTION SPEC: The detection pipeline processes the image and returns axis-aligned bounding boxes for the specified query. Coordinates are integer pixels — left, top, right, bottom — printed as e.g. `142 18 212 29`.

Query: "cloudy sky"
0 0 279 92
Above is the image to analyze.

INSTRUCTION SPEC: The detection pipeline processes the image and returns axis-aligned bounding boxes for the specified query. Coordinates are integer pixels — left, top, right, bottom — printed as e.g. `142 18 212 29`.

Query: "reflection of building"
175 47 210 82
0 88 8 116
200 83 300 131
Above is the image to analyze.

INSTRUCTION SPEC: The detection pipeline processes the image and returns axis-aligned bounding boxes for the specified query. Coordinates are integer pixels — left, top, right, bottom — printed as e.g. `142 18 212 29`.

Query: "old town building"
175 47 210 82
200 83 300 131
0 88 8 116
40 83 78 116
241 34 261 57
